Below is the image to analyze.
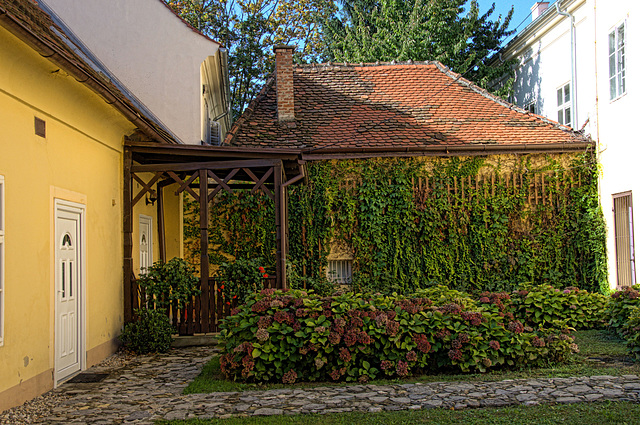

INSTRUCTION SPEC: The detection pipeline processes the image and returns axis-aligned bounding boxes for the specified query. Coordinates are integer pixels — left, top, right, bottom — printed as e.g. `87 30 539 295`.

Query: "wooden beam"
157 184 166 263
199 169 210 332
208 168 240 202
123 149 134 323
274 163 287 289
207 170 233 195
167 171 200 201
243 167 275 201
131 158 281 173
131 171 163 207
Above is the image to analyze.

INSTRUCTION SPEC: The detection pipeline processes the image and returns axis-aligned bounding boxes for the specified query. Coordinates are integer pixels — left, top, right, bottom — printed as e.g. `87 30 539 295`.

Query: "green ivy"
184 152 608 294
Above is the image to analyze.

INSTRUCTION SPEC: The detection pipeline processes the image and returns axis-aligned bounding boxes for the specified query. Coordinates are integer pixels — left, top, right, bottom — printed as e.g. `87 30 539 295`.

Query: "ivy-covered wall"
184 151 608 294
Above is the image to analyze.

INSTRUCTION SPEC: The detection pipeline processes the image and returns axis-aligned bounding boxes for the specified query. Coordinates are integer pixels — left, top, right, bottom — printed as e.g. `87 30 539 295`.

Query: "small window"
62 233 72 248
524 101 536 114
327 260 352 284
0 175 4 346
557 83 571 126
609 22 626 100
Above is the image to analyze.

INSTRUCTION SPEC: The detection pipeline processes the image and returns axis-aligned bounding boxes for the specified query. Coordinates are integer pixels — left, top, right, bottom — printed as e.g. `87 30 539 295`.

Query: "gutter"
556 0 578 129
0 6 175 144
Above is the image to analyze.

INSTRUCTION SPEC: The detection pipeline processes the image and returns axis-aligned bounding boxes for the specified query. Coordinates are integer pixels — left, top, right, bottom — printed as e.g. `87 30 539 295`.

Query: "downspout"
556 0 578 129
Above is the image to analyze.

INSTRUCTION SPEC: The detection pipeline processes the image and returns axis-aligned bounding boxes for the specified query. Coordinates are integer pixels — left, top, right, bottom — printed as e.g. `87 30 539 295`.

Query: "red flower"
220 284 224 290
259 266 265 273
263 273 269 278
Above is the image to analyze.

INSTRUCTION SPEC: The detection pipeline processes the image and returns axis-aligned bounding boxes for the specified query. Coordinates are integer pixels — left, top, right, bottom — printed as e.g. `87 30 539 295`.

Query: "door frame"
54 199 86 384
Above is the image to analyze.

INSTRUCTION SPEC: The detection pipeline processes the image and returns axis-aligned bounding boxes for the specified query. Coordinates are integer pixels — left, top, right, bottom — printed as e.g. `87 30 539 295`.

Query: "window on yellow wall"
0 175 4 346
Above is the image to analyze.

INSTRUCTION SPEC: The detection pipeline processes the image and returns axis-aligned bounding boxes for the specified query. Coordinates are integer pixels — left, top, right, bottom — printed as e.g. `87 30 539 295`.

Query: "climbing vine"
184 151 608 294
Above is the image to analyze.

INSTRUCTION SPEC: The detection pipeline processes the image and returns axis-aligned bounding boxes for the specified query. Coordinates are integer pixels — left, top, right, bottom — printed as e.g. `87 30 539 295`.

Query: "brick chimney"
531 2 549 21
273 45 295 122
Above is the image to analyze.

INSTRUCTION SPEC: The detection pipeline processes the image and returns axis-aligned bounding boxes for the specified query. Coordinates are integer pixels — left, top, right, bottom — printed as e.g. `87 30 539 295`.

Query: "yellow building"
0 0 183 410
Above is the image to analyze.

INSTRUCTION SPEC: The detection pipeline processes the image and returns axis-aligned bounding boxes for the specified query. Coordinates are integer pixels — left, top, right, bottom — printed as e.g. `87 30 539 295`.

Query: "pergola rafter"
123 141 303 332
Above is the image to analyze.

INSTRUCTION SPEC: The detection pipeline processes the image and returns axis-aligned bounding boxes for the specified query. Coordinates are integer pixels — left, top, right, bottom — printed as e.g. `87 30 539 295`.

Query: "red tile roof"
224 62 590 152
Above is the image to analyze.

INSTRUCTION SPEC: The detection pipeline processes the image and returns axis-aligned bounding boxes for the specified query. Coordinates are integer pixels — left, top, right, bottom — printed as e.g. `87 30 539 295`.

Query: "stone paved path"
4 346 640 423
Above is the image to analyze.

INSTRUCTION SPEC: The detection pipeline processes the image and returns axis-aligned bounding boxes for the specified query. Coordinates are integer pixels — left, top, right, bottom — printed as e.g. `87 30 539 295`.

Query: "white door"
55 203 83 382
139 215 152 274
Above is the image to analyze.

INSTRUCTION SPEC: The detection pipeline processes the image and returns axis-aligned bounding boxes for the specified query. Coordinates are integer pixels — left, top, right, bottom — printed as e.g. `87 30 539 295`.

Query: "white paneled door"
55 202 83 382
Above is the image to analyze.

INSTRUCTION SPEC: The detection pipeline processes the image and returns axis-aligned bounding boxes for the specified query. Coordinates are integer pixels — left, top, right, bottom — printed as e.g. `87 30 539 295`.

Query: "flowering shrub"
608 286 640 337
219 289 575 383
216 258 271 304
507 285 608 330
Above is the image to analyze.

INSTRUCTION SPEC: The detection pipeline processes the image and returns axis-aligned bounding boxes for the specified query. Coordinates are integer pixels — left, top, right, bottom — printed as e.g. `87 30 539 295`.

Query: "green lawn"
160 402 640 424
183 329 639 394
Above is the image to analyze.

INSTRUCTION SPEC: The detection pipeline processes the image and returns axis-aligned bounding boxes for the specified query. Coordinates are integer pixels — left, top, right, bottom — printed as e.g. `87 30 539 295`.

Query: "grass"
183 329 639 395
160 401 640 424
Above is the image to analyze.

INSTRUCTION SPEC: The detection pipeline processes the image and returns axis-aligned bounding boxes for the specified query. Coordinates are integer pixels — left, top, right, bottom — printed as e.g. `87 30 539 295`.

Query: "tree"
166 0 335 117
322 0 514 92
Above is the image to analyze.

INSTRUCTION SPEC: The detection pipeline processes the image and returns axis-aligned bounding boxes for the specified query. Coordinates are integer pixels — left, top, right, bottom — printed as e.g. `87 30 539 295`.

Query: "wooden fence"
131 276 278 334
410 171 583 206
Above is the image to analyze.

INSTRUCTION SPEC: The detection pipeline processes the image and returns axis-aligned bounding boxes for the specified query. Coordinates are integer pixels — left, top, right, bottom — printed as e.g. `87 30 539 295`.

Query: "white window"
327 260 352 284
557 83 571 126
0 175 4 345
609 22 626 100
614 192 636 287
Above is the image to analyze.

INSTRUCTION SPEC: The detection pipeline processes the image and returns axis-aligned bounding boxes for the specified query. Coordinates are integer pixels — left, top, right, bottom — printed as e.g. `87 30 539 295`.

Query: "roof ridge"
294 60 440 69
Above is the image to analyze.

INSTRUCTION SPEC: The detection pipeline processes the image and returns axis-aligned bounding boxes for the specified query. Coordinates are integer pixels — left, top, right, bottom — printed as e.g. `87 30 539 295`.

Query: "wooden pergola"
123 141 304 332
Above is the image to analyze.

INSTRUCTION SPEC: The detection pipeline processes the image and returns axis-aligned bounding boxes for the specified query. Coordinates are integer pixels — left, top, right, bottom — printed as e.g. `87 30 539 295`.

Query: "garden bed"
184 329 639 394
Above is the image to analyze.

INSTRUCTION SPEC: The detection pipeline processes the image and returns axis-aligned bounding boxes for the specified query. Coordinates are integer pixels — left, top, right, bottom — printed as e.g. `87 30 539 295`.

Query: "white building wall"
42 0 222 145
595 1 639 289
505 0 639 289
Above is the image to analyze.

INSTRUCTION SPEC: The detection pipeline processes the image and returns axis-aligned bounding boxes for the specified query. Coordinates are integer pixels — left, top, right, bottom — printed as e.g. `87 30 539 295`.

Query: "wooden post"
199 169 210 332
123 149 134 323
274 163 287 289
157 184 166 263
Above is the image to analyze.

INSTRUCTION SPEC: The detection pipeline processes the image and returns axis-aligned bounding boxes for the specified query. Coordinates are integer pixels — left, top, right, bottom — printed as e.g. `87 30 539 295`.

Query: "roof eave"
0 4 177 144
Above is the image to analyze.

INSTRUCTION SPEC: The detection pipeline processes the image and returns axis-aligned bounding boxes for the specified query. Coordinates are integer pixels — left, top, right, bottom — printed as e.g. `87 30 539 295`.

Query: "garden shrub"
623 306 640 361
137 257 200 310
219 289 576 384
608 286 640 337
216 258 271 304
508 285 608 330
120 308 174 354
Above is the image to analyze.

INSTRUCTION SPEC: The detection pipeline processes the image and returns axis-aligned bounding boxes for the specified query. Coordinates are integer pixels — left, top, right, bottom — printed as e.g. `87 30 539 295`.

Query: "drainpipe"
556 0 578 129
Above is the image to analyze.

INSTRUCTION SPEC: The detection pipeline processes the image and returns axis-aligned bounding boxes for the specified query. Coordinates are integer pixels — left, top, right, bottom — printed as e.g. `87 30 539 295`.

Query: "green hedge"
505 285 608 330
607 286 640 336
219 289 576 384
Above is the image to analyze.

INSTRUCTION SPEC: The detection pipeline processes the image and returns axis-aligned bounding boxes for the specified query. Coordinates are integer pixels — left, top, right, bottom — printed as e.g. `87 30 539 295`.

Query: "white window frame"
0 175 4 346
609 21 627 101
556 83 571 126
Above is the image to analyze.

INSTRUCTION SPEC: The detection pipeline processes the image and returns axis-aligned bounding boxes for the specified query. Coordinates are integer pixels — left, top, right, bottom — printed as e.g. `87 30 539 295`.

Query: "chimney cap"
273 45 296 53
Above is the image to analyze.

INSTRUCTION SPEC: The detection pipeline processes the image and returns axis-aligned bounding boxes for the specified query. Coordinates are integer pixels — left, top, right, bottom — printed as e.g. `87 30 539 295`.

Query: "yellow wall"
0 25 179 410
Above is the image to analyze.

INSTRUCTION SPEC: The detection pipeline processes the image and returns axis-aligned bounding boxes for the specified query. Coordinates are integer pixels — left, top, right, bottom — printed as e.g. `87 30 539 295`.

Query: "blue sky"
477 0 558 44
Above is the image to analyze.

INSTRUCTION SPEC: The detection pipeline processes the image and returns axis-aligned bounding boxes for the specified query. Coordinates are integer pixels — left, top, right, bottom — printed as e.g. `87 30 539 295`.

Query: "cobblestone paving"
3 346 640 424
